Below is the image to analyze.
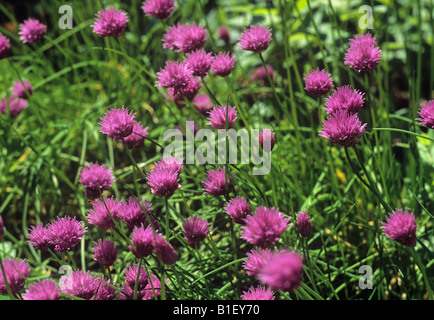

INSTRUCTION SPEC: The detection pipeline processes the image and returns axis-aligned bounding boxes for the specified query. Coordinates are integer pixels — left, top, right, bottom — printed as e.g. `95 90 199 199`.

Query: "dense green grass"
0 0 433 300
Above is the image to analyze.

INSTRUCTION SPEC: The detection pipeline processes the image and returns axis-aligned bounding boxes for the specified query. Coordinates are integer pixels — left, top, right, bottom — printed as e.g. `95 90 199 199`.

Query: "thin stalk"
133 258 143 300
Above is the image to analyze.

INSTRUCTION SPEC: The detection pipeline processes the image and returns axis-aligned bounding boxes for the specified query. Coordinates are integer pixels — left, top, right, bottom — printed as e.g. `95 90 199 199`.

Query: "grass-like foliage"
0 0 433 301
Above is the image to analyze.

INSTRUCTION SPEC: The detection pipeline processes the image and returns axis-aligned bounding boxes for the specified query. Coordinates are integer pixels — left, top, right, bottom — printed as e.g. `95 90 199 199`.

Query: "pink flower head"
156 60 193 92
143 274 164 300
218 26 230 44
211 51 235 77
124 264 149 292
238 25 272 53
193 93 213 115
417 100 434 129
129 224 155 258
118 197 154 229
258 250 304 292
381 209 417 247
324 85 365 115
319 110 367 148
173 22 207 54
243 248 273 277
153 234 178 265
241 286 275 300
23 279 61 300
46 216 87 253
99 106 136 141
123 121 148 149
251 65 275 87
259 128 275 152
142 0 175 20
345 33 381 72
92 239 118 267
59 270 99 300
12 80 33 99
0 96 28 118
167 77 202 109
146 165 181 198
0 258 30 295
79 162 114 200
94 276 118 300
28 223 50 251
91 8 128 38
207 105 237 129
202 166 234 196
163 24 185 51
304 68 333 96
0 33 10 59
182 216 210 247
87 196 121 230
224 196 251 224
184 49 214 78
296 211 312 238
154 155 183 178
19 18 46 44
241 206 291 248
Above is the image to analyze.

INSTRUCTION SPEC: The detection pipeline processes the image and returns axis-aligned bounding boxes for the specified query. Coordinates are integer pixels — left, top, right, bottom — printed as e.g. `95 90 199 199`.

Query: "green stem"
122 138 147 180
408 247 433 300
133 258 143 300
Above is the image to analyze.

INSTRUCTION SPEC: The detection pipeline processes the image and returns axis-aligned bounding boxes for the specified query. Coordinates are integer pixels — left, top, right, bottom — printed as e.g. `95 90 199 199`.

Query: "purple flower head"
167 77 202 109
0 216 3 241
94 276 118 300
319 110 367 148
259 128 275 152
23 279 61 300
258 250 304 292
238 25 272 53
92 239 118 267
173 22 207 54
218 26 230 44
118 197 154 229
296 211 312 238
154 155 183 178
345 33 381 72
324 85 365 115
156 60 193 92
12 80 33 99
182 216 210 247
211 52 235 77
202 166 234 196
243 248 273 277
124 265 149 291
79 162 114 200
241 286 275 300
146 166 181 198
91 8 128 38
251 65 275 85
185 49 214 78
0 96 28 118
19 18 46 44
241 206 291 248
193 93 213 115
87 196 121 230
163 24 185 51
381 209 417 247
304 68 333 96
59 270 99 300
123 121 148 149
142 0 175 20
129 224 155 258
46 216 87 253
417 100 434 129
153 234 178 265
224 196 251 224
28 223 50 251
143 275 163 300
0 34 10 59
0 258 30 295
99 106 136 141
207 105 237 129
